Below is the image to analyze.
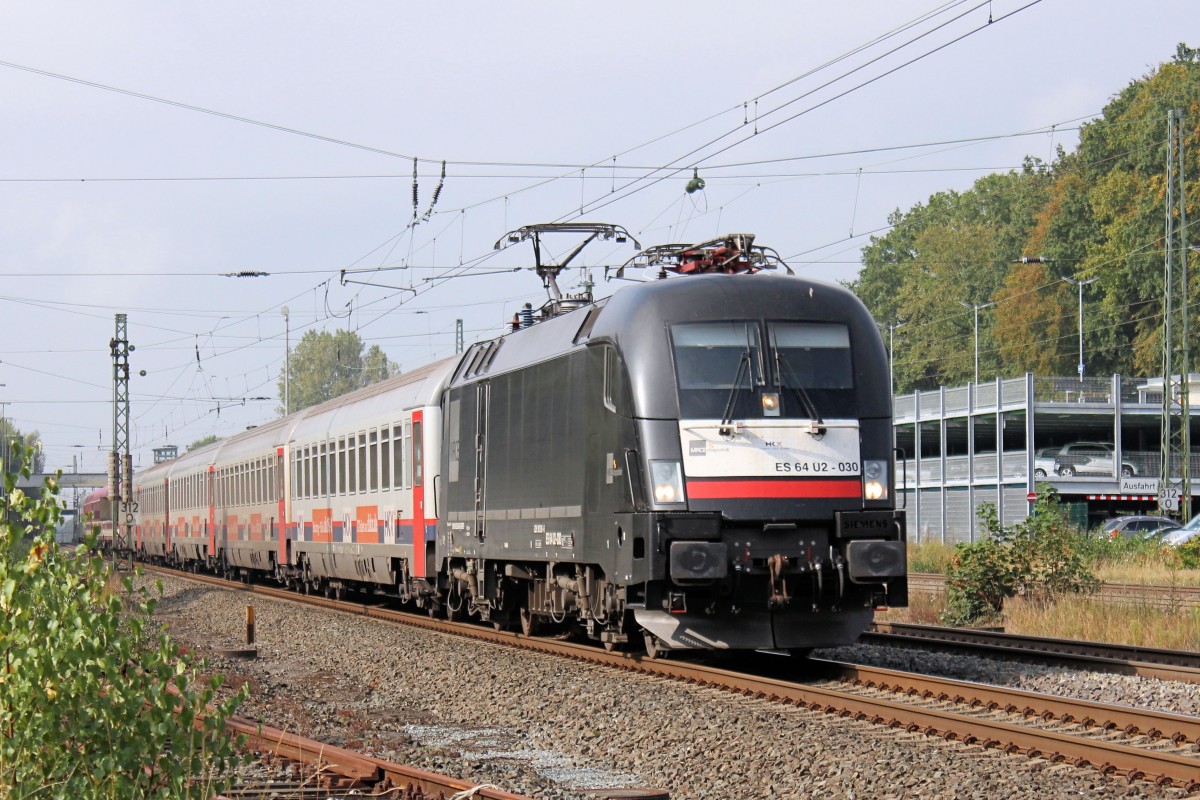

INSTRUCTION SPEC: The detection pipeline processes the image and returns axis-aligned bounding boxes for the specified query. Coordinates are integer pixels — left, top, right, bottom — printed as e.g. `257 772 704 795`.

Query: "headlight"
650 460 686 504
761 392 780 416
863 459 888 501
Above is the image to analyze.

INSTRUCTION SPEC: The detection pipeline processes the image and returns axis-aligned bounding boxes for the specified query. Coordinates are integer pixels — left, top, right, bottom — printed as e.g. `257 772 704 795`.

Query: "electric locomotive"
439 231 906 654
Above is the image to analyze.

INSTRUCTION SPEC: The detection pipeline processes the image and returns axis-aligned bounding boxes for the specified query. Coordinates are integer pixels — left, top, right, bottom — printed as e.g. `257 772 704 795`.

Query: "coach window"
398 424 412 489
380 426 392 489
403 420 413 488
369 430 379 492
326 442 334 496
308 448 318 499
358 432 369 493
348 436 357 494
316 443 325 498
336 437 346 495
304 450 312 500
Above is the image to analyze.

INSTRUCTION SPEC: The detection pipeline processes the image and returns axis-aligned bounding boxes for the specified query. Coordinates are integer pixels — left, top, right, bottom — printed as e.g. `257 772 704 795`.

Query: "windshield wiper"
719 350 751 437
775 350 827 436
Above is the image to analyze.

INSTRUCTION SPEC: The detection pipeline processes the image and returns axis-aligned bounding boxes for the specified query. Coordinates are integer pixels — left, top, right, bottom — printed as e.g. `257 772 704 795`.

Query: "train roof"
450 272 889 419
134 356 461 485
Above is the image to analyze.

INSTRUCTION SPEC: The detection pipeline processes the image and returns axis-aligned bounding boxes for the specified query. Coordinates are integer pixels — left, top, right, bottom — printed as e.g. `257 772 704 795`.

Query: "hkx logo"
689 440 707 457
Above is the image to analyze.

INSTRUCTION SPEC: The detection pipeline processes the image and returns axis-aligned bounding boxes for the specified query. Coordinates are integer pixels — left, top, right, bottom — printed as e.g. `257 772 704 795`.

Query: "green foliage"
852 47 1200 391
907 540 956 574
188 434 221 452
941 489 1097 626
0 444 248 798
1075 526 1171 565
278 328 397 415
0 417 42 475
1175 538 1200 570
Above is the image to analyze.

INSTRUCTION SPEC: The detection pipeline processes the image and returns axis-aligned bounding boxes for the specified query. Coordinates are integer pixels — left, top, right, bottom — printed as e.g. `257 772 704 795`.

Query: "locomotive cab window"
670 322 764 420
670 321 855 419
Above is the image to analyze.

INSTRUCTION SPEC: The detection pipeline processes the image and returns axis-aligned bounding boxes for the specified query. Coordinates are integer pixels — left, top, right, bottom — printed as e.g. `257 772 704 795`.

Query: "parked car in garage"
1162 513 1200 546
1033 446 1060 478
1054 441 1137 477
1100 515 1180 539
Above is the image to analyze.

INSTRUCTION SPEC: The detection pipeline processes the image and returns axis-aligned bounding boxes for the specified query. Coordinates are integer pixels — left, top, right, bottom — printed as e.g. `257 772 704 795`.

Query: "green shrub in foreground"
1 445 248 799
941 488 1098 627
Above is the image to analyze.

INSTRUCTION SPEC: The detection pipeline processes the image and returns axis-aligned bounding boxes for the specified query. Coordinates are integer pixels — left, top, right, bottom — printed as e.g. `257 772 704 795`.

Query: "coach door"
412 413 427 577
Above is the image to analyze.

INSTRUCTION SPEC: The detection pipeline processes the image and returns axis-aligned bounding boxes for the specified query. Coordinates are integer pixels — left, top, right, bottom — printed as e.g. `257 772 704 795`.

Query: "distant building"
894 374 1197 543
152 445 178 463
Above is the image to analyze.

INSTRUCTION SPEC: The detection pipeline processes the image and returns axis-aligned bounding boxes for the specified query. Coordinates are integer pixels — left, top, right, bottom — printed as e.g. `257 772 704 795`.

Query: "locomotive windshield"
670 320 855 419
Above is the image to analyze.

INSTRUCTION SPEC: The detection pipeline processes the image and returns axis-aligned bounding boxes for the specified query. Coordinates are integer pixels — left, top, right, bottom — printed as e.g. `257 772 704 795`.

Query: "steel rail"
817 660 1200 746
865 621 1200 683
222 716 535 800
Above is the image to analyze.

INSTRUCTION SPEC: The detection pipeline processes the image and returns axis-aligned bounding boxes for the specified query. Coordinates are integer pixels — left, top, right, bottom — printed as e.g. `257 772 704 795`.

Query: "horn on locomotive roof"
606 233 794 281
494 222 640 304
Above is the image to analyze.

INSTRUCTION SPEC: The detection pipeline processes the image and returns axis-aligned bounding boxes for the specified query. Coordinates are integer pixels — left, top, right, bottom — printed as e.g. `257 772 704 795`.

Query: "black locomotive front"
437 269 905 653
588 272 907 652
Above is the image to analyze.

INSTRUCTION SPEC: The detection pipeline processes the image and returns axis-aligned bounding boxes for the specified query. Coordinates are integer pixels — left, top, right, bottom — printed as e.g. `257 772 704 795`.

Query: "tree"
0 417 42 475
188 434 221 452
853 47 1200 391
1 443 248 796
277 329 397 414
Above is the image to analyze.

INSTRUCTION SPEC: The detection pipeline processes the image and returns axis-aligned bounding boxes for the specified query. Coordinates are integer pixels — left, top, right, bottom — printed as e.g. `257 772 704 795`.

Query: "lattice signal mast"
1160 109 1191 520
109 314 135 572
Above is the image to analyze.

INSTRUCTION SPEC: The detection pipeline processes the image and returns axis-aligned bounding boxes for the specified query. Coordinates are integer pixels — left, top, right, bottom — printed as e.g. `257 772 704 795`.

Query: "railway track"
909 571 1200 609
864 622 1200 684
217 716 535 800
147 565 1200 791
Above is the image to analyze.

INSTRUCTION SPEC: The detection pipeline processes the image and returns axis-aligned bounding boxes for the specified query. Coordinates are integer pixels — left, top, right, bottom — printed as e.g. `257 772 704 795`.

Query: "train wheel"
642 631 666 660
519 607 539 637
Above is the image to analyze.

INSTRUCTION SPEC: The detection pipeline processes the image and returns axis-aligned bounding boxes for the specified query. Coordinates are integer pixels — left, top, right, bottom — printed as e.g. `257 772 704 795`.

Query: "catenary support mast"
109 314 134 571
1160 109 1191 520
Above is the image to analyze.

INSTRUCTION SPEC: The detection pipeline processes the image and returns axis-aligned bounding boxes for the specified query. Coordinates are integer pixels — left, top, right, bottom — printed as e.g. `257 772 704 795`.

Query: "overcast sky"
0 0 1192 476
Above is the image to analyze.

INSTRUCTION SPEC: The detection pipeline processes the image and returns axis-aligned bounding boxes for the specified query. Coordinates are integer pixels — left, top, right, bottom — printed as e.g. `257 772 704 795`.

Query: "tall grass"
880 589 1200 650
907 541 956 574
1002 595 1200 651
908 534 1200 585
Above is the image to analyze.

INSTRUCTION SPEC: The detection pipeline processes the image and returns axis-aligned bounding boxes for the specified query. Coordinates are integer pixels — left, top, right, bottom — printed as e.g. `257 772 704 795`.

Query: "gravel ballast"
145 574 1197 799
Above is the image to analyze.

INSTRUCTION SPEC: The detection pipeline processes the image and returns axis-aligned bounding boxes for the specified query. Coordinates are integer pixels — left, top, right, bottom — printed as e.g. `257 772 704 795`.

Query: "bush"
941 488 1097 626
1178 538 1200 570
0 445 248 798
